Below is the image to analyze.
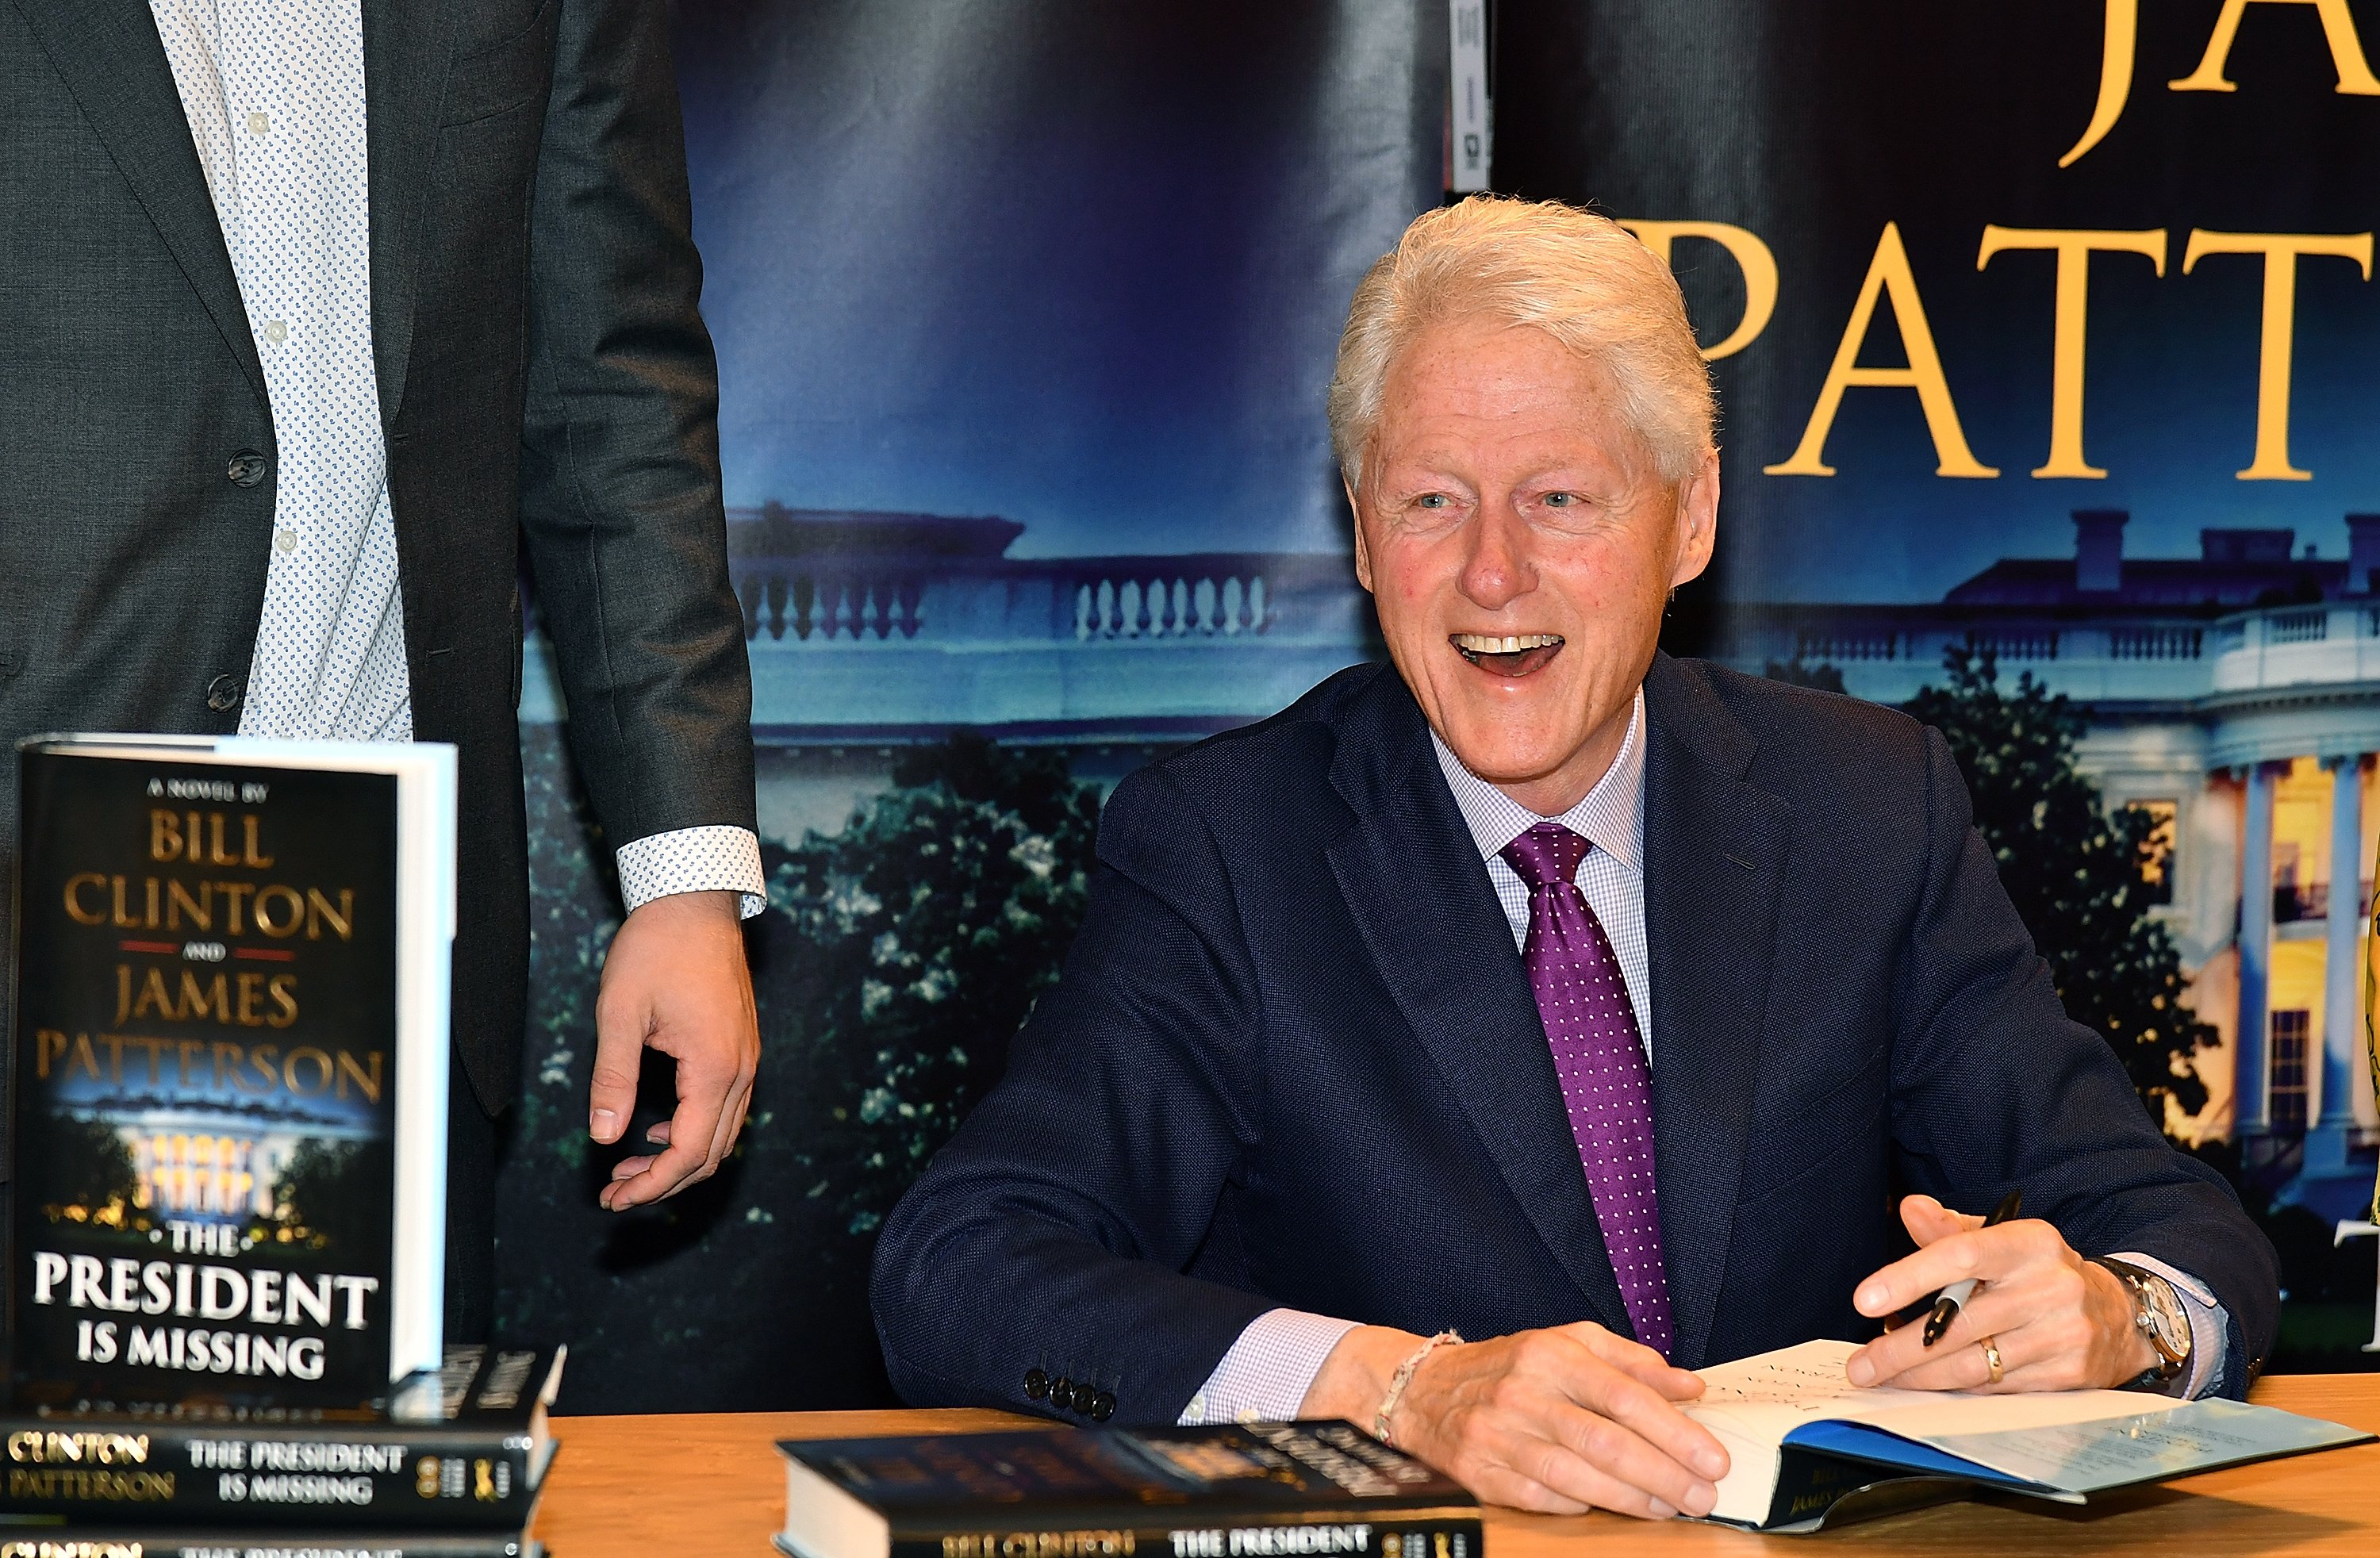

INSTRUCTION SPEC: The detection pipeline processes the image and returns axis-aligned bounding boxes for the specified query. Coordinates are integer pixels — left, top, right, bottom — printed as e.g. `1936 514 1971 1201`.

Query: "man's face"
1349 317 1718 815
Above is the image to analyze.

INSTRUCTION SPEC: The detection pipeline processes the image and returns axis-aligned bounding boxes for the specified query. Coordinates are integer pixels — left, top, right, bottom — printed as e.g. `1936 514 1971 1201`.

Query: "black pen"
1921 1188 2023 1346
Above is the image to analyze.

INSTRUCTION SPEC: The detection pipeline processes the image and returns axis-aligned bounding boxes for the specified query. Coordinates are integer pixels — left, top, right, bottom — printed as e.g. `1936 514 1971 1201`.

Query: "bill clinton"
870 198 2277 1519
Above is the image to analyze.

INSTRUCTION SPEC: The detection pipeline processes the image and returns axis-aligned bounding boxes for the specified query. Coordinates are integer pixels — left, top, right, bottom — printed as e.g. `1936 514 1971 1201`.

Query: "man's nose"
1457 501 1535 609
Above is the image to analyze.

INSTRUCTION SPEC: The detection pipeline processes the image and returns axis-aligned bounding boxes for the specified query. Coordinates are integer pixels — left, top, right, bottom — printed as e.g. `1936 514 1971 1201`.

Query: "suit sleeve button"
1023 1369 1049 1400
1049 1376 1073 1411
205 673 244 712
1090 1392 1116 1422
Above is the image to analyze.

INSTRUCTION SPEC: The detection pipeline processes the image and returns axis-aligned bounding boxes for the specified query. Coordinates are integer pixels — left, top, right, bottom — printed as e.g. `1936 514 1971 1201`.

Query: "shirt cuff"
1178 1309 1360 1426
2108 1250 2228 1399
615 825 767 919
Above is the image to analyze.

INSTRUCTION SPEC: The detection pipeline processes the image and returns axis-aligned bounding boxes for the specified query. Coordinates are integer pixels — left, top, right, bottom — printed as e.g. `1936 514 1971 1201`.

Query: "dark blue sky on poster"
671 2 1443 558
1495 1 2380 604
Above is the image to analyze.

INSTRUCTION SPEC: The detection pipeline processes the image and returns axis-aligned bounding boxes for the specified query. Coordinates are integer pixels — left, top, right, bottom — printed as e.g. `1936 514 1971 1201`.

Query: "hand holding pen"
1921 1188 2023 1345
1841 1187 2150 1394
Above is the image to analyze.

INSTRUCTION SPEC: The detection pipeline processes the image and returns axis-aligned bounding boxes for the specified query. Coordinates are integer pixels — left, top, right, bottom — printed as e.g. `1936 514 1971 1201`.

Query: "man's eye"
1416 493 1450 510
1544 491 1576 508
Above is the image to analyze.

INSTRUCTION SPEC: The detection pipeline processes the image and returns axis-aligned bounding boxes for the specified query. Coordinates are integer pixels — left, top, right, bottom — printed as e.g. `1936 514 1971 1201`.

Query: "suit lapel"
13 0 264 408
1640 654 1791 1368
362 0 448 431
1324 670 1634 1337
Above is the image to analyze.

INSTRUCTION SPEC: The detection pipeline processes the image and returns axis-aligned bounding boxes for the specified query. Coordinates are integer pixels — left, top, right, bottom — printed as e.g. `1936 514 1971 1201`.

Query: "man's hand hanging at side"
586 888 760 1210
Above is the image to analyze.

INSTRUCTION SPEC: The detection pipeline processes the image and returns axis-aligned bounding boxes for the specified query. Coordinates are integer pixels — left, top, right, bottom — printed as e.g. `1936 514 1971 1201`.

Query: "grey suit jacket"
0 0 757 1115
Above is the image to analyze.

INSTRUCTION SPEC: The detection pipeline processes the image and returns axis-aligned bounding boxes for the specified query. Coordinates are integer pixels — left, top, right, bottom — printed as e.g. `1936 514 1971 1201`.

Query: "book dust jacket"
10 749 402 1410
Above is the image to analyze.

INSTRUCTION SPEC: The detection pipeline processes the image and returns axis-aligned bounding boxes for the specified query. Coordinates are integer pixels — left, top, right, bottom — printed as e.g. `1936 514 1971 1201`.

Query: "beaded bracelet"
1372 1330 1462 1447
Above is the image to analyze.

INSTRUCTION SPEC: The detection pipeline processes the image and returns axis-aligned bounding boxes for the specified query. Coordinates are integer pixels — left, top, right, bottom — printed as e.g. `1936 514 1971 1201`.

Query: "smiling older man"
869 198 2276 1519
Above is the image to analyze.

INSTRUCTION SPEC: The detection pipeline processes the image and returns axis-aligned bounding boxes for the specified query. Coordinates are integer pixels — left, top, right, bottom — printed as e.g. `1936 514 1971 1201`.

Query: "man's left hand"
588 889 760 1211
1844 1195 2155 1391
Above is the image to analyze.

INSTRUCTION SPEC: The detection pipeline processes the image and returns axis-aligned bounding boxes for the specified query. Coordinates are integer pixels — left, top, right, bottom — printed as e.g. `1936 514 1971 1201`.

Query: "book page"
1921 1398 2373 1492
1692 1338 2182 1439
1695 1340 1933 1413
1686 1340 1942 1445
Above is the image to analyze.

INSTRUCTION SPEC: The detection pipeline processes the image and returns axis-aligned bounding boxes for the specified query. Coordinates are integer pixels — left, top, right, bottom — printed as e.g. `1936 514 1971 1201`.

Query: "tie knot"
1499 821 1589 890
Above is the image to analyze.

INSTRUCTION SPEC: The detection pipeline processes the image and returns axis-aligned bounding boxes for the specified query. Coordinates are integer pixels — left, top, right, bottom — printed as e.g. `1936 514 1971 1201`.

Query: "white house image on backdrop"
520 505 2380 1216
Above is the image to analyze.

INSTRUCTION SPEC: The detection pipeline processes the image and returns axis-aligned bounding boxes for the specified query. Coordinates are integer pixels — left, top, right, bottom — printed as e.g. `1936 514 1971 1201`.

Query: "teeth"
1452 633 1563 654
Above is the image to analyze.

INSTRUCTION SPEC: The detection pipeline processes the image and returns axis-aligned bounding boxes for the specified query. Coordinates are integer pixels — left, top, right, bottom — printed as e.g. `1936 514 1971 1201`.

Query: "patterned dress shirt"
1180 691 2226 1424
148 0 763 918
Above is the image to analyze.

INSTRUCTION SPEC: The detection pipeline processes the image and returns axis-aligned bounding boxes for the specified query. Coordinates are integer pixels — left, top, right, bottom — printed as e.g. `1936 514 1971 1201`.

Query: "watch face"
2139 1275 2192 1359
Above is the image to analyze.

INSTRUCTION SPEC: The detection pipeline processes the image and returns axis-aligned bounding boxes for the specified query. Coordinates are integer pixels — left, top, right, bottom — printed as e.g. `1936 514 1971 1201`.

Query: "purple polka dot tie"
1501 822 1674 1359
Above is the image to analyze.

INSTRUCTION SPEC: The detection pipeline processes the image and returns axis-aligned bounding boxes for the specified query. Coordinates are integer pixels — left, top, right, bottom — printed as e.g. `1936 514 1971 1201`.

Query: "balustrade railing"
739 571 924 642
1073 570 1268 639
1795 631 1897 662
2267 608 2329 645
729 551 1356 647
2109 626 2202 660
1967 629 2059 661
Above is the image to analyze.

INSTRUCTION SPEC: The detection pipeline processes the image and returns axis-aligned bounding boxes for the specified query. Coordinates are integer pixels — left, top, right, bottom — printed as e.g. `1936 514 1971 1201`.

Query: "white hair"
1327 196 1716 490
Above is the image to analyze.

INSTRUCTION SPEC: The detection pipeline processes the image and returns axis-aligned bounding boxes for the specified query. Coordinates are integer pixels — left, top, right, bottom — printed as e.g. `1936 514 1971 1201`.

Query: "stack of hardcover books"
5 735 560 1556
0 1344 564 1558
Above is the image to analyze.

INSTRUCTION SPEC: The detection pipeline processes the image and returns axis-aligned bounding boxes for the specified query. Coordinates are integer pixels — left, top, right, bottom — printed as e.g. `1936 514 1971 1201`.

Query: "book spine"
891 1515 1484 1558
0 1532 532 1558
1762 1447 1971 1530
0 1428 536 1529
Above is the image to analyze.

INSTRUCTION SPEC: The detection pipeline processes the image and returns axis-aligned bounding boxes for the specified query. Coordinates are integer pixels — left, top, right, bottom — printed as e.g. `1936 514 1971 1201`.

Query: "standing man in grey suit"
1 0 764 1337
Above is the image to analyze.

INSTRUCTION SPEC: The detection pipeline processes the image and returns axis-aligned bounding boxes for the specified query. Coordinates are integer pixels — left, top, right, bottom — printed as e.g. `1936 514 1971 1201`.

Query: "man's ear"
1345 477 1376 593
1668 448 1720 589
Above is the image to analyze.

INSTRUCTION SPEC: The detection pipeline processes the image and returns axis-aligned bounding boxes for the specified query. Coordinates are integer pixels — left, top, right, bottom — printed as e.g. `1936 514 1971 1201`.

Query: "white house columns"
2235 759 2278 1135
2314 753 2370 1168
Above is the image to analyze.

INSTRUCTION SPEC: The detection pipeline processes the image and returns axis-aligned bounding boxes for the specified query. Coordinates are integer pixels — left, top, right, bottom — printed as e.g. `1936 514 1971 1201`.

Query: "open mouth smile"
1451 632 1564 677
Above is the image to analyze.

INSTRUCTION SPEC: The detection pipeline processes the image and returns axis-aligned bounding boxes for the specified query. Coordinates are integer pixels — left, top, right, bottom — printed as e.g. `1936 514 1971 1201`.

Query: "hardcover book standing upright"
10 735 457 1410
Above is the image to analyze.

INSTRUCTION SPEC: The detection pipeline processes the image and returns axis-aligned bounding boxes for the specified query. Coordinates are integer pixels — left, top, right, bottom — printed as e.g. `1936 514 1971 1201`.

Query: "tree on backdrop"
497 728 1100 1410
35 1117 142 1225
1902 647 2217 1133
1762 652 1848 695
769 734 1100 1240
265 1138 390 1250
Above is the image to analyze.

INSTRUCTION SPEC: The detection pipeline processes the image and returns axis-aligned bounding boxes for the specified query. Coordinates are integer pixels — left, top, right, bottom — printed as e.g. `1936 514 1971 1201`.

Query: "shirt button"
226 450 269 486
274 527 300 555
205 674 243 713
246 111 270 136
263 320 289 344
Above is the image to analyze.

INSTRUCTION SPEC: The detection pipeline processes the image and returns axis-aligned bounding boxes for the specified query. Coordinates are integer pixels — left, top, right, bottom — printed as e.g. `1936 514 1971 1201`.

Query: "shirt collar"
1428 687 1645 876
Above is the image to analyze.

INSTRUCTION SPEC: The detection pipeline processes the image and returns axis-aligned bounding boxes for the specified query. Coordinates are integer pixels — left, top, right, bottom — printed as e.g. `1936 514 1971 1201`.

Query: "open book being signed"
1682 1339 2370 1530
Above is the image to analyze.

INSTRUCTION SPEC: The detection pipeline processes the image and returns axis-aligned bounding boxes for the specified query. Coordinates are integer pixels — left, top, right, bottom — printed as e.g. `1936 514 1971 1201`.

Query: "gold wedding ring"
1979 1334 2004 1386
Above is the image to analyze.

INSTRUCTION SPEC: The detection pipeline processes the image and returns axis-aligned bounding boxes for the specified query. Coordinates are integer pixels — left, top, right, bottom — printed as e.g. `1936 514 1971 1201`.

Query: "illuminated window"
2270 1009 2311 1133
2128 800 2176 907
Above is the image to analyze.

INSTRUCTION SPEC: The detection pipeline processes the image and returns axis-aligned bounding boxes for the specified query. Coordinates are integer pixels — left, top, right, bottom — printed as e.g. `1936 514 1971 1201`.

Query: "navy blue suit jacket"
871 654 2278 1425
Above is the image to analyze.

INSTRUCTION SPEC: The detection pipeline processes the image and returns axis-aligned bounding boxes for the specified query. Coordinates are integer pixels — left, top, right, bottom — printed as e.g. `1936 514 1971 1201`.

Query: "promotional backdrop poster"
1494 0 2380 1351
492 0 2380 1409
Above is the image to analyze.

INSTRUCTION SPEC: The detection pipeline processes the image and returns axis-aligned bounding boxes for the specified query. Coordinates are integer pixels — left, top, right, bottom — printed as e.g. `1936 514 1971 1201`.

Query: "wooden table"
538 1376 2380 1556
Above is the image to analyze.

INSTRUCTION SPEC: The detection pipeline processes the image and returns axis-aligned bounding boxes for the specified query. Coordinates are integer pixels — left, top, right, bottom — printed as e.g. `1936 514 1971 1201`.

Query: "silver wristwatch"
2094 1257 2192 1389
